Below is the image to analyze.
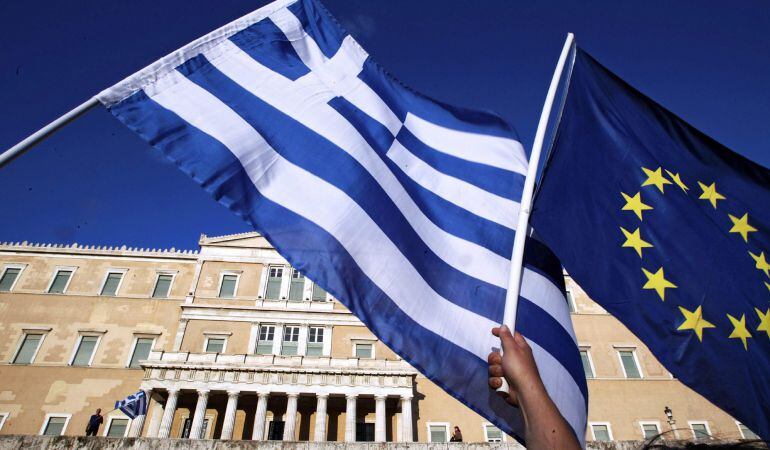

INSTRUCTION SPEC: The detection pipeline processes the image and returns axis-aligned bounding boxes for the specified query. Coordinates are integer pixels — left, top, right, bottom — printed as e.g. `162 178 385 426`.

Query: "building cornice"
0 241 198 260
180 303 361 326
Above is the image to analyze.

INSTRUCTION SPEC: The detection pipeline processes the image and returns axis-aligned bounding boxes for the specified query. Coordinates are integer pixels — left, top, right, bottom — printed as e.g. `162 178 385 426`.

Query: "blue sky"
1 0 768 250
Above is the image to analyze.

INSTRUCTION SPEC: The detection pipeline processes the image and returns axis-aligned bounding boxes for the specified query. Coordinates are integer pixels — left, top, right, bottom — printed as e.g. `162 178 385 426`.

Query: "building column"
189 389 210 439
283 393 299 441
146 396 164 438
172 319 188 351
297 325 309 355
128 389 152 437
313 393 328 442
375 395 387 442
252 392 270 440
272 324 284 355
158 389 180 439
345 394 357 442
400 395 413 442
221 390 240 440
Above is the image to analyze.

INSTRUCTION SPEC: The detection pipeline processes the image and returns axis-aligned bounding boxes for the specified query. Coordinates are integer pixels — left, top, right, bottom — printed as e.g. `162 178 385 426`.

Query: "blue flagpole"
497 32 576 397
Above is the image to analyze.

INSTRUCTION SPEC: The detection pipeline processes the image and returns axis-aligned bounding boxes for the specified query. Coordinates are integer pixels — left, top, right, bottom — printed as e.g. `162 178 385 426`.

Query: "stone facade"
0 233 755 443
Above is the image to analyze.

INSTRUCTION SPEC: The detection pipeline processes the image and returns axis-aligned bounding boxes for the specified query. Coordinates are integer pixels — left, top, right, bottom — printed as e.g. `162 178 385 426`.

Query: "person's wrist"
514 375 549 407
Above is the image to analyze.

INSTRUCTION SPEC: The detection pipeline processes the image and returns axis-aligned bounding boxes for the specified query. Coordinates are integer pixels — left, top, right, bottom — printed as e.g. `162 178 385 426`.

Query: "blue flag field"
531 48 770 440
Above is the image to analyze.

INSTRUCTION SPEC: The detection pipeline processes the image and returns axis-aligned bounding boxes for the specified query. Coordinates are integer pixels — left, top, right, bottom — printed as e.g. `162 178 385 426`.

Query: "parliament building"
0 232 755 443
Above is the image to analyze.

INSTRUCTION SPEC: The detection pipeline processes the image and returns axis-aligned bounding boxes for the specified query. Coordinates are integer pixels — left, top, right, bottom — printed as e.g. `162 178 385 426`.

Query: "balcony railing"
144 350 414 372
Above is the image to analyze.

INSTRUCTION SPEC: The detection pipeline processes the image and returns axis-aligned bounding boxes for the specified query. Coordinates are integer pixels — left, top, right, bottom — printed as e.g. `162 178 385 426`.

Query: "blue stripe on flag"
329 94 517 259
229 19 311 81
517 298 589 404
523 239 567 292
357 59 520 139
396 127 525 200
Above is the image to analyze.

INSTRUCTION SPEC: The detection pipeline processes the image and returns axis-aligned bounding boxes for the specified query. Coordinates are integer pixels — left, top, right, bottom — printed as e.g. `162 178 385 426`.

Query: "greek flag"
97 0 587 444
115 391 147 419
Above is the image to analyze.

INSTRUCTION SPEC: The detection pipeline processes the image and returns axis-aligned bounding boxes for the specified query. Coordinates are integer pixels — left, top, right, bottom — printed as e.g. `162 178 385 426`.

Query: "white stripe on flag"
404 113 528 175
274 11 402 136
208 40 513 289
387 139 520 229
529 339 587 446
521 269 577 343
269 8 329 71
149 72 500 361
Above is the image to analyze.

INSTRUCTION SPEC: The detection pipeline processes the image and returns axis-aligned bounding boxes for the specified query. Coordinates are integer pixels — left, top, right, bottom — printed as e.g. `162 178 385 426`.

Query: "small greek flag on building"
97 0 587 444
115 391 147 419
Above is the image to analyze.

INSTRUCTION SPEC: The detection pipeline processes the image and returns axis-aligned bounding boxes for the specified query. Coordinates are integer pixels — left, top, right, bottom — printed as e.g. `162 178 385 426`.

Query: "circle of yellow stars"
619 166 769 350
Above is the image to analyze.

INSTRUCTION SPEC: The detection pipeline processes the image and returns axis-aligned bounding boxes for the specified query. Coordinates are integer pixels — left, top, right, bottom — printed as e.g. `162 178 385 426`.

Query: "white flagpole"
497 33 575 396
0 96 99 169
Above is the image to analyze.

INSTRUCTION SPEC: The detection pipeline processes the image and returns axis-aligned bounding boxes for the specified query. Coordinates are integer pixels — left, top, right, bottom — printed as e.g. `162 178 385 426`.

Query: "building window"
281 326 300 356
356 422 375 442
580 349 595 379
105 417 130 437
427 423 449 443
737 422 759 440
48 269 74 294
483 423 504 442
311 282 327 301
12 333 45 364
266 266 283 299
590 423 613 441
218 274 239 298
128 337 154 368
307 327 324 356
618 349 642 378
689 421 711 439
566 288 576 313
288 269 304 302
256 325 275 354
354 342 374 359
205 337 227 353
0 266 23 292
267 420 285 440
152 274 173 298
100 272 124 296
70 335 100 366
639 422 661 439
40 414 70 436
181 417 210 438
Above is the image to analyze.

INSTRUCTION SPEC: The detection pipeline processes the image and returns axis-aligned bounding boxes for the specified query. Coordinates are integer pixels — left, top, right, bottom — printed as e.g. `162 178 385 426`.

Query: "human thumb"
498 325 516 353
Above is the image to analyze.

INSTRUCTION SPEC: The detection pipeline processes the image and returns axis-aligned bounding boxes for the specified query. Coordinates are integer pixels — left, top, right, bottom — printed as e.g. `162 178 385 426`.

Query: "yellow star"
727 314 752 350
749 251 770 278
665 170 689 192
727 213 757 243
620 227 653 258
621 191 653 220
677 305 716 342
697 181 725 209
756 308 770 339
641 167 672 193
642 267 677 301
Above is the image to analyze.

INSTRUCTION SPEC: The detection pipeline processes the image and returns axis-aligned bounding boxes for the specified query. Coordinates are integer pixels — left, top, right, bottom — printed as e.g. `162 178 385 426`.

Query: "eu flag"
531 48 770 440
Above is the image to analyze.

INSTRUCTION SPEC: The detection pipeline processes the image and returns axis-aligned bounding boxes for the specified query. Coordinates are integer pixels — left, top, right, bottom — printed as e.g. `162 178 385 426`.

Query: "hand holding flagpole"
496 33 575 397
